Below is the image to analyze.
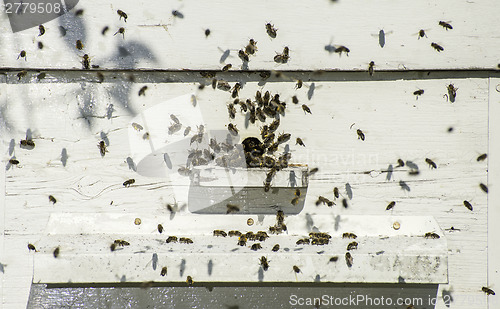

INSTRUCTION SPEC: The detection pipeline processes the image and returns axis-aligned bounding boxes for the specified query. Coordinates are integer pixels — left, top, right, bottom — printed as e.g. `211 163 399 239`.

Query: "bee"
172 10 184 18
9 159 19 165
217 80 231 91
227 103 236 119
345 252 353 267
75 9 84 16
246 39 258 55
482 287 495 295
18 50 27 60
418 29 427 39
335 46 350 56
37 25 46 37
228 230 242 237
160 266 167 276
477 153 487 161
274 47 290 64
265 23 277 38
114 27 125 38
291 196 300 205
222 64 232 71
256 108 266 122
132 122 144 131
251 243 262 251
425 158 437 169
123 179 135 187
205 29 211 37
76 40 84 50
447 84 458 102
272 244 280 252
293 265 301 273
226 204 240 214
28 244 37 252
260 71 271 79
295 137 306 147
117 10 128 22
238 50 249 62
213 230 227 237
333 187 339 199
302 104 312 114
424 232 440 239
227 123 239 136
315 196 334 207
357 129 365 141
295 80 303 89
20 139 35 147
53 247 60 258
277 210 285 224
82 54 90 70
186 276 193 286
166 236 178 243
386 201 396 210
263 91 271 104
157 224 164 233
260 256 269 270
329 256 339 262
268 119 280 133
431 42 444 52
291 96 299 104
232 83 241 98
37 42 44 49
277 133 291 144
98 141 107 156
342 233 357 239
307 167 319 177
168 123 182 135
211 78 217 89
138 86 148 96
102 26 109 35
37 73 46 80
17 70 27 80
480 183 488 193
439 21 453 30
114 239 130 246
413 89 424 99
368 61 375 76
49 195 57 204
238 235 247 246
179 237 194 244
463 200 473 211
347 241 358 251
296 238 310 245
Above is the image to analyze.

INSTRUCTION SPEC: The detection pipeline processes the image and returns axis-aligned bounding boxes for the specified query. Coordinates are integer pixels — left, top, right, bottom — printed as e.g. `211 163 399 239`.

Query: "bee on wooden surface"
345 252 353 267
342 233 357 239
210 79 217 90
37 72 46 80
114 27 125 38
117 10 128 22
315 196 334 207
335 46 350 56
166 236 178 243
18 50 27 60
277 133 291 144
160 266 167 276
49 195 57 204
413 89 424 99
296 238 310 245
38 25 45 36
222 64 232 72
114 239 130 246
227 103 236 119
265 23 277 38
227 123 239 136
329 256 339 262
293 265 301 273
463 200 473 211
123 179 135 187
425 158 437 169
295 137 306 147
347 241 358 251
274 47 290 64
480 183 488 193
9 158 20 165
482 287 495 295
295 80 303 89
168 123 182 135
255 108 266 122
98 141 107 157
251 243 262 251
368 61 375 76
200 71 216 78
238 235 247 246
260 256 269 270
418 29 427 39
138 86 148 96
37 42 44 49
82 54 90 69
477 153 487 161
213 230 227 237
232 83 241 98
302 104 312 114
53 247 60 258
179 237 194 244
217 80 231 91
205 29 211 37
181 126 191 137
263 91 271 104
291 196 300 205
446 84 458 102
357 129 365 141
76 40 84 50
226 204 240 214
186 276 193 286
246 232 256 241
17 70 27 80
272 244 280 252
439 21 453 30
268 119 280 133
291 95 299 104
310 232 331 239
260 71 271 79
333 187 339 199
397 159 405 167
157 224 164 233
386 201 396 210
246 39 258 55
431 42 444 52
424 232 440 239
228 230 242 237
28 244 37 252
238 49 249 62
102 26 109 35
20 139 35 148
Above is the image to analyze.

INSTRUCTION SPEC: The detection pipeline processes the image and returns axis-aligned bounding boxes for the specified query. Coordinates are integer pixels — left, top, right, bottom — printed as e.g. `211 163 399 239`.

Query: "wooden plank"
0 0 499 71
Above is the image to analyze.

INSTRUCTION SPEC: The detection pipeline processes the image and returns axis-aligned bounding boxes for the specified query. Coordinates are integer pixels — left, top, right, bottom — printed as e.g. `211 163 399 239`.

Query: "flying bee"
413 89 424 99
463 200 473 211
418 29 427 39
75 40 84 50
98 141 107 156
480 183 488 193
424 232 440 239
53 247 60 258
28 243 37 252
425 158 437 169
75 9 84 16
227 103 236 119
290 96 299 104
251 243 262 251
265 23 277 38
18 50 27 60
160 266 167 276
342 233 357 239
114 27 125 38
213 230 227 237
307 167 319 177
295 80 303 89
49 195 57 204
335 46 350 56
357 129 365 141
347 241 358 251
246 39 258 55
260 256 269 270
179 237 194 244
293 265 301 273
333 187 339 199
226 204 240 214
37 42 44 49
368 61 375 76
166 236 178 243
431 42 444 52
238 50 249 62
138 86 148 96
186 276 193 286
446 84 458 102
117 10 128 22
477 153 487 161
38 25 45 36
82 54 90 69
123 179 135 187
439 21 453 30
222 64 232 71
227 123 238 136
482 287 495 295
386 201 396 210
302 104 312 114
345 252 353 267
296 137 305 147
